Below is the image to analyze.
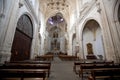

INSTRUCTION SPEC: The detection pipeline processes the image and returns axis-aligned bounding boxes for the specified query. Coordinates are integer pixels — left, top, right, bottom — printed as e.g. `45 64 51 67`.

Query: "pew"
1 63 51 77
5 60 51 65
73 60 113 75
35 55 53 61
0 69 46 80
58 55 79 61
78 61 114 80
88 68 120 80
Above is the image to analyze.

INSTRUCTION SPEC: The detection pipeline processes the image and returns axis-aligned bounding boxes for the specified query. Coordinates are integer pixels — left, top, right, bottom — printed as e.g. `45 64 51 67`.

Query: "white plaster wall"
83 27 105 59
95 28 105 59
0 0 19 63
102 0 120 63
83 29 94 59
72 37 76 56
77 2 102 59
60 37 65 53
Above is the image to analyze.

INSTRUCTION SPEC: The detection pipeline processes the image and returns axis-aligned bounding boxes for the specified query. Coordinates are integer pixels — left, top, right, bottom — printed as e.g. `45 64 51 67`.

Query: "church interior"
0 0 120 80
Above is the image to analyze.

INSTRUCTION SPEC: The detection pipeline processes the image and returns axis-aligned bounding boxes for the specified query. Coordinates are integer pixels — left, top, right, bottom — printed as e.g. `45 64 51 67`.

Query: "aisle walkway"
48 57 79 80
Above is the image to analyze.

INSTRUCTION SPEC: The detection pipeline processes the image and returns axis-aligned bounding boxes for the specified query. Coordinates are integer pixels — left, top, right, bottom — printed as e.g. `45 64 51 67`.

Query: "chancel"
0 0 120 80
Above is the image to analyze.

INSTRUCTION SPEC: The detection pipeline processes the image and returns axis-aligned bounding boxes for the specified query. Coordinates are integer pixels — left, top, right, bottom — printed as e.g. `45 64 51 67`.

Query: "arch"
80 18 102 40
45 11 68 26
23 12 35 33
10 14 33 61
113 0 120 22
113 0 120 42
16 14 33 37
81 19 105 59
46 12 67 36
17 12 35 35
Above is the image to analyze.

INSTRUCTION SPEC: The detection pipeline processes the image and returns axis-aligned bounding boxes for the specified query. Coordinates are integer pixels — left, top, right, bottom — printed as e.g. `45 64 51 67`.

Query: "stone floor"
48 56 80 80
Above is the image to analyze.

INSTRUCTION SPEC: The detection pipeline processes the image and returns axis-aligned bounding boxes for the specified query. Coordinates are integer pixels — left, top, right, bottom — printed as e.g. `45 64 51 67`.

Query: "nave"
0 0 120 80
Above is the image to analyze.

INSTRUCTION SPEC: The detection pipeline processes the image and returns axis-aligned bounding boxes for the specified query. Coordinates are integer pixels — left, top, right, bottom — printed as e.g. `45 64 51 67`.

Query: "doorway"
11 14 33 61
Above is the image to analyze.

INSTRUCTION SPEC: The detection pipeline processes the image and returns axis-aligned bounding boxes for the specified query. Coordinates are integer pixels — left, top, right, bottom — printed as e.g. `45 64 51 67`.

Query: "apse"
46 13 67 54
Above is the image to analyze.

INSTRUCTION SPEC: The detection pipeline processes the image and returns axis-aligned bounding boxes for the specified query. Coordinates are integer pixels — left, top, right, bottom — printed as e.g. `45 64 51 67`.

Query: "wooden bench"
73 60 113 75
5 60 51 65
88 68 120 80
58 55 79 61
79 62 115 80
1 63 51 77
35 55 53 61
0 69 46 80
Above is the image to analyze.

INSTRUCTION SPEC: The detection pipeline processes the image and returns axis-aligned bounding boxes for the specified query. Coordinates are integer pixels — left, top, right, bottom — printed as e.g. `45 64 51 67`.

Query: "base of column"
0 51 11 64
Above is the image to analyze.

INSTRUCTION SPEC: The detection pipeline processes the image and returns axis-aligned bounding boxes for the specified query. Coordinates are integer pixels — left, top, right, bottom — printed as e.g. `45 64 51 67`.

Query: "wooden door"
11 15 33 61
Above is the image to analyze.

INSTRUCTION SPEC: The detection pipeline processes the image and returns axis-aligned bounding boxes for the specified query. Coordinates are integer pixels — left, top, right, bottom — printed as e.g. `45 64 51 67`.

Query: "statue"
87 43 93 54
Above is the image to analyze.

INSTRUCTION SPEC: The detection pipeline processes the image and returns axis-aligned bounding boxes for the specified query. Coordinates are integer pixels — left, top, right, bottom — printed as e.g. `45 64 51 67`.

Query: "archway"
10 14 33 61
82 20 104 60
46 12 67 54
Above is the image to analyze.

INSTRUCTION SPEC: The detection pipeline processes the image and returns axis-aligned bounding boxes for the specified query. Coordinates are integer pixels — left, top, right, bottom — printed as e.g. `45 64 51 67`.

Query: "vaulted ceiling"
39 0 77 24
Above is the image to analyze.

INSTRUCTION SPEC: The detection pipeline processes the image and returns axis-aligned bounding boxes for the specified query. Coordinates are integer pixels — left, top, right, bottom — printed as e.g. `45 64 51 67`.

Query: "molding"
24 0 38 23
79 1 97 23
70 1 98 34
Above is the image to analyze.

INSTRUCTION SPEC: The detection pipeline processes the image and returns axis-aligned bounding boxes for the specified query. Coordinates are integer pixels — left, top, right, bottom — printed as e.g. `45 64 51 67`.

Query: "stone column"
0 0 19 64
99 0 115 61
